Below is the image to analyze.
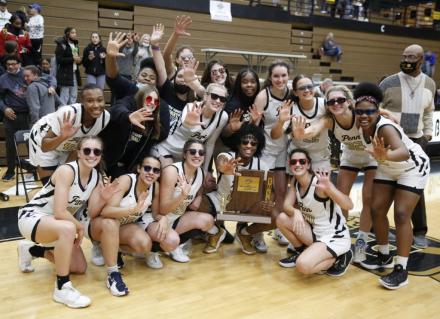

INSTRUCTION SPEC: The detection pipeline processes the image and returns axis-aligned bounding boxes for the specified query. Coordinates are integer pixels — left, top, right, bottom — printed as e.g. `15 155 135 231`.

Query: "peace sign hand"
292 116 306 140
150 23 164 46
184 104 203 127
107 32 128 58
177 174 191 197
59 111 79 140
174 15 192 36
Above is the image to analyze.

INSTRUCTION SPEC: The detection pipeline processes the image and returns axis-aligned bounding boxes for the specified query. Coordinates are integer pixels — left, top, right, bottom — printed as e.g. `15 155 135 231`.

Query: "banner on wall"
210 1 232 22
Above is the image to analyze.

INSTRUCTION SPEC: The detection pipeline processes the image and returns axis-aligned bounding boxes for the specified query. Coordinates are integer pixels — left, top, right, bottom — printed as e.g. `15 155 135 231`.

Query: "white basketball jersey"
118 174 155 225
359 116 430 176
289 97 330 162
171 162 204 215
18 161 99 217
206 152 268 211
262 87 290 154
294 175 348 239
30 103 110 152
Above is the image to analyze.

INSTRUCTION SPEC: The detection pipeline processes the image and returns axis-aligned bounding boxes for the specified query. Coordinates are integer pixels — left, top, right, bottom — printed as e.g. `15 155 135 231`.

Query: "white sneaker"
53 281 91 308
91 242 105 266
251 233 268 253
170 246 190 263
17 240 35 273
181 239 193 256
272 229 289 246
145 252 163 269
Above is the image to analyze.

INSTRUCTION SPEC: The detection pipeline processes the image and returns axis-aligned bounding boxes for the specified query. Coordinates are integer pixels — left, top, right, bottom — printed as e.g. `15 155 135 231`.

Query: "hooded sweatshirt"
26 77 60 125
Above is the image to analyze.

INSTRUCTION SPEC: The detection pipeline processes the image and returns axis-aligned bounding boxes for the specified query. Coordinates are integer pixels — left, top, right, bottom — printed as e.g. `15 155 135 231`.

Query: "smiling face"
184 142 205 168
143 91 159 112
241 72 258 97
210 63 227 85
23 69 37 84
295 77 314 103
270 65 289 91
354 100 379 129
205 85 227 113
82 88 105 119
326 90 350 116
288 152 311 178
176 48 194 68
137 67 157 85
238 134 258 159
137 157 161 186
77 138 103 169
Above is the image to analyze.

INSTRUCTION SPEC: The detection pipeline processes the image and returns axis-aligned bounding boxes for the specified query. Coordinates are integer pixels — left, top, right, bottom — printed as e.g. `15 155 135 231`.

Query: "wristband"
151 45 160 51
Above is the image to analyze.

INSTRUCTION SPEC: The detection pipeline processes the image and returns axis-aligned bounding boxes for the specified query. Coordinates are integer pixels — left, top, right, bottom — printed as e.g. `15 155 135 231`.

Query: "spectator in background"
320 32 342 62
0 0 11 29
40 57 51 75
27 3 44 66
0 14 31 63
422 50 436 78
0 55 29 181
133 33 152 78
314 77 333 97
82 32 106 89
116 31 138 80
24 65 60 125
55 27 81 105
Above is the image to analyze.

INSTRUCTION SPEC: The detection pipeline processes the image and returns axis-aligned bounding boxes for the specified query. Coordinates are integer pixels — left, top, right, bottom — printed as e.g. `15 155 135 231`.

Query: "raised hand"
229 109 244 132
107 32 128 58
131 190 150 216
174 15 192 36
183 104 203 127
177 174 191 196
314 170 332 192
248 104 262 124
59 111 79 139
99 177 120 202
365 136 390 161
278 99 293 123
183 59 199 81
129 108 154 130
222 157 244 176
292 116 306 140
150 23 165 46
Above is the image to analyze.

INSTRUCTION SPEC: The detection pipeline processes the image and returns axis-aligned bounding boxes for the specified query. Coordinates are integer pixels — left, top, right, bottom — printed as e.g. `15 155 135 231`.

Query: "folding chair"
14 130 40 202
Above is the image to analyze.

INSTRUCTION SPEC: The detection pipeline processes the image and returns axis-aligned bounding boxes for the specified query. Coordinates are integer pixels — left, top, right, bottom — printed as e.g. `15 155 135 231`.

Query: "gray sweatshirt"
26 78 60 125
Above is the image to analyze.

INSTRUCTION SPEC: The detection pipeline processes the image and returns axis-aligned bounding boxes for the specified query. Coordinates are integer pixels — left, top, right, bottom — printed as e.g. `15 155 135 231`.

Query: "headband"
355 95 378 106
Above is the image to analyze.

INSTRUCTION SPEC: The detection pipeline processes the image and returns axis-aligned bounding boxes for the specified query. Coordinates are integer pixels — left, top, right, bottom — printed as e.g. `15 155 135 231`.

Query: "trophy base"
217 212 271 224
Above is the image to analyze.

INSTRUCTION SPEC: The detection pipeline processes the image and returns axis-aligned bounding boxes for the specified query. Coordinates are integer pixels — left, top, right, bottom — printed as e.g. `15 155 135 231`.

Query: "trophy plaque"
217 170 274 224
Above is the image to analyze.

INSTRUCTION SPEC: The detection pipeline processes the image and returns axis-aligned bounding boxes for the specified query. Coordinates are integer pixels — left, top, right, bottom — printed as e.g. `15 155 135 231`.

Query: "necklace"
402 74 423 99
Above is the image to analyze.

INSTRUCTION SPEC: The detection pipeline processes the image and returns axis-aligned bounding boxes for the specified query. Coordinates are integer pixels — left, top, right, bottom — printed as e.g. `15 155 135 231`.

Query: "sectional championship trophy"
217 170 274 224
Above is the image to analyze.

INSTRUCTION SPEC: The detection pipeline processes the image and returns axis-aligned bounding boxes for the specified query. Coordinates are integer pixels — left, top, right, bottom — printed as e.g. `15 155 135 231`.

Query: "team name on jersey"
68 195 86 207
191 132 208 140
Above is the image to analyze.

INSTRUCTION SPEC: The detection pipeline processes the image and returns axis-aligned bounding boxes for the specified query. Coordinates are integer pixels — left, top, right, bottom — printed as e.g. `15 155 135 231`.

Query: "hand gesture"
314 170 332 192
155 215 169 242
229 109 244 132
183 59 199 81
278 99 293 123
184 104 203 127
4 107 16 120
248 104 262 124
48 87 56 95
131 190 150 216
292 116 306 140
365 136 390 162
292 209 306 236
107 32 128 58
221 157 243 176
129 108 154 130
99 177 120 202
59 112 79 139
177 174 191 196
150 23 164 46
174 15 192 36
261 200 275 213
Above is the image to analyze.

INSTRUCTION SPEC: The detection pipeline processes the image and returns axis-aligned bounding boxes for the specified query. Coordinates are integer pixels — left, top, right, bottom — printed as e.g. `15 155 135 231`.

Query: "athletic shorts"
374 165 429 194
314 228 351 258
150 144 182 162
261 149 287 170
340 152 377 171
29 146 70 168
18 209 59 247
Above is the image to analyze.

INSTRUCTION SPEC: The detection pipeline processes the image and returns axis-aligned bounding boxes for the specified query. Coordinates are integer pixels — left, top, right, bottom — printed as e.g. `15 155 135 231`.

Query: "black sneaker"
107 272 129 296
279 252 300 268
327 250 353 277
2 170 15 181
360 252 394 270
379 264 408 290
117 252 125 269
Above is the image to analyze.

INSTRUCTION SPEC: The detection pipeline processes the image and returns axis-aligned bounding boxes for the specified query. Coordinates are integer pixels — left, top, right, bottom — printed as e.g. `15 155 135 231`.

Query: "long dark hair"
230 68 260 110
201 60 234 92
263 60 290 89
134 84 161 139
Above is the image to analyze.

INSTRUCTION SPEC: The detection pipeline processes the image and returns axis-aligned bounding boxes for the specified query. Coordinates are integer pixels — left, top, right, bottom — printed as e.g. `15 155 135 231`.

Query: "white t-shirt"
0 10 12 29
28 14 44 39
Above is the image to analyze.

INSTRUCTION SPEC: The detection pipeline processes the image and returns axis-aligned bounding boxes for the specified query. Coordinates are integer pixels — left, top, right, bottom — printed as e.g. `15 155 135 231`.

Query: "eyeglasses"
289 158 308 166
209 93 227 103
211 68 225 76
354 109 378 116
297 84 314 92
187 149 205 156
180 55 194 61
143 165 161 174
82 147 102 156
401 54 420 62
241 139 258 146
326 97 347 106
145 95 160 109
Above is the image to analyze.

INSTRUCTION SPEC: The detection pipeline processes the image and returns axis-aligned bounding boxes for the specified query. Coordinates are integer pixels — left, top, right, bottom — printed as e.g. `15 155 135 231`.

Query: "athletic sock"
378 244 389 255
56 275 70 290
29 245 46 258
107 265 119 275
357 231 369 242
207 225 219 235
395 256 408 269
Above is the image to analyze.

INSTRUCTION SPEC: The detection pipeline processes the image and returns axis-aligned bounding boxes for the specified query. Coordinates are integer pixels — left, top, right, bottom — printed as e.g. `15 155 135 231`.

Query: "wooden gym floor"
0 163 439 319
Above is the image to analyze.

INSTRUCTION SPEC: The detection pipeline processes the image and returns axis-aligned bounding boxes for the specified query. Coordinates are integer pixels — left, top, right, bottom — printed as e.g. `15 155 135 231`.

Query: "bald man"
379 44 436 249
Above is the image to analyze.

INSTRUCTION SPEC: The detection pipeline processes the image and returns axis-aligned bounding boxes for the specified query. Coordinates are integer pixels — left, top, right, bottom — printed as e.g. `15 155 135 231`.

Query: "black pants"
410 136 428 236
3 112 30 172
31 38 44 66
